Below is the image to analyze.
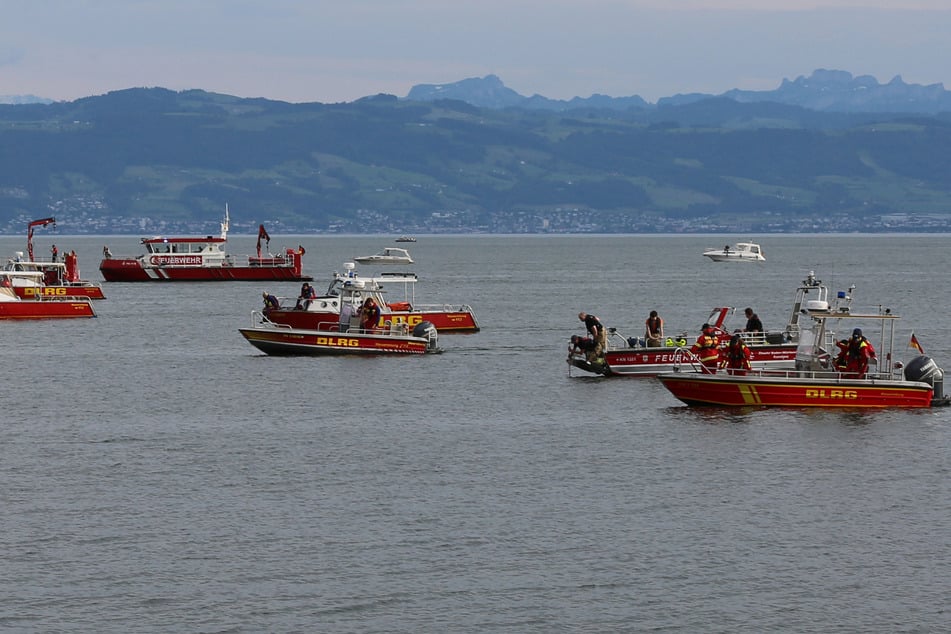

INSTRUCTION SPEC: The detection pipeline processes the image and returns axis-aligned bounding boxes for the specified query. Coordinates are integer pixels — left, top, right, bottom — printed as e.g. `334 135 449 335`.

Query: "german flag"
909 332 924 354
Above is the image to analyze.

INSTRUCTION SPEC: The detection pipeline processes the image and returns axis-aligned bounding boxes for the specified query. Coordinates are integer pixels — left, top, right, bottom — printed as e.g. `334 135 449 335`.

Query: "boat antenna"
220 204 230 240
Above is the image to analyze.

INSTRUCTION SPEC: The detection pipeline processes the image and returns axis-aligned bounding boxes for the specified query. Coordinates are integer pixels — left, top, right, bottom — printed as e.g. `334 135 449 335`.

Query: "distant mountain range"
2 71 951 236
405 69 951 114
7 69 950 114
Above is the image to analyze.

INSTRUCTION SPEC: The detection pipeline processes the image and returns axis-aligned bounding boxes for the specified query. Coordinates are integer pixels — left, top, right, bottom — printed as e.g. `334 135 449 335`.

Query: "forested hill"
2 87 951 235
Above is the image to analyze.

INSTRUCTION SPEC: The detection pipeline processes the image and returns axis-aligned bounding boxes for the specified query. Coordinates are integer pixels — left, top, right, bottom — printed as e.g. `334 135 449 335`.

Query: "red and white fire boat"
657 280 949 409
2 217 105 299
98 207 311 282
261 262 479 334
568 272 831 377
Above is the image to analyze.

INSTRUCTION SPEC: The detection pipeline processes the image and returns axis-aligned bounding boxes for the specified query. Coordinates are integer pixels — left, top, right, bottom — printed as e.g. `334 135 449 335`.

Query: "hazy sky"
2 1 950 104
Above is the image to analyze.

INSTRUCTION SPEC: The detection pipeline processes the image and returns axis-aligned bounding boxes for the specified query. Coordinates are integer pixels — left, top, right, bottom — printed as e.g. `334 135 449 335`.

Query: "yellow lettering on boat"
806 388 859 399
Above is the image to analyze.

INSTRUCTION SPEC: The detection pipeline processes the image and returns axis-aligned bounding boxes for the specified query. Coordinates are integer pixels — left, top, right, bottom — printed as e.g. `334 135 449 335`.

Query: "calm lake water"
2 234 949 633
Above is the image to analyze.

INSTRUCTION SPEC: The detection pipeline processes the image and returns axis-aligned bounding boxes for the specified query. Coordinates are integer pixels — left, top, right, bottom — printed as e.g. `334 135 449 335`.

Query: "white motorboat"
703 241 765 262
353 247 414 265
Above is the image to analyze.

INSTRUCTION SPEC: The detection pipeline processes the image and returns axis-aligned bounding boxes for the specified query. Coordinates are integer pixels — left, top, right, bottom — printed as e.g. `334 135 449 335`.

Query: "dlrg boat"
0 273 96 319
239 277 440 356
260 262 479 334
657 282 949 409
2 217 106 299
98 206 311 282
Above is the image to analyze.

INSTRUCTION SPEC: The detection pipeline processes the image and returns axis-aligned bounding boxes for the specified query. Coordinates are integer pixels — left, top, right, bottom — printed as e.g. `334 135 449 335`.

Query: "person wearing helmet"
844 327 876 379
720 333 752 375
690 323 721 372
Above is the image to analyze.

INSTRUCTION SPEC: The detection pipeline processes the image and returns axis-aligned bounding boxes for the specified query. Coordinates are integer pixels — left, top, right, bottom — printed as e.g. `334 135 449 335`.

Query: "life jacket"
692 333 720 363
646 316 662 334
848 338 870 359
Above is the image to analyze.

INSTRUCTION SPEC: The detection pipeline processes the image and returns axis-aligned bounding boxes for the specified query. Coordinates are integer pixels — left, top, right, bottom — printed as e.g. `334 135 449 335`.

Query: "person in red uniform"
360 297 382 332
844 328 876 378
690 323 721 372
720 334 752 375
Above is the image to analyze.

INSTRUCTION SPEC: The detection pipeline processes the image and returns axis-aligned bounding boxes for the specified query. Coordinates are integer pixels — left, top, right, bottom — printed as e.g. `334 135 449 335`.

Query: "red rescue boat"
239 320 438 356
0 279 96 320
98 206 311 282
240 277 440 356
657 279 949 409
261 262 479 334
2 217 106 299
569 272 829 377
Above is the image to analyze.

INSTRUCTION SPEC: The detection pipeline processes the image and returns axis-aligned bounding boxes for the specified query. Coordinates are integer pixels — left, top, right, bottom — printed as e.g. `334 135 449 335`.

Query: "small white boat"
353 247 414 265
703 241 765 262
395 236 417 243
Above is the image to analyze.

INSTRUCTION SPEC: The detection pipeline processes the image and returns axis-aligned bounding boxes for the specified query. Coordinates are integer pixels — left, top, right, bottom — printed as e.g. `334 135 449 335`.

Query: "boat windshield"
146 241 210 254
794 320 825 373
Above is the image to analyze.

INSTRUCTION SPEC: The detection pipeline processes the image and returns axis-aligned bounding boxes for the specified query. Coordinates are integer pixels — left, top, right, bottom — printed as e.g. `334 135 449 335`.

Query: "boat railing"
709 363 898 383
403 302 473 313
123 253 296 268
253 310 294 328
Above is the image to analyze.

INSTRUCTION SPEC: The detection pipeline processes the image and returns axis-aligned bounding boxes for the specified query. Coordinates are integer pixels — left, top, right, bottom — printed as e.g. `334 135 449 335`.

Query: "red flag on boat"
909 332 924 354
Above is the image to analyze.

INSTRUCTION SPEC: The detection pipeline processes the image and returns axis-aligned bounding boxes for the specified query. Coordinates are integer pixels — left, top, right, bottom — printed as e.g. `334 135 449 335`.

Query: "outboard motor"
412 321 438 352
904 355 945 399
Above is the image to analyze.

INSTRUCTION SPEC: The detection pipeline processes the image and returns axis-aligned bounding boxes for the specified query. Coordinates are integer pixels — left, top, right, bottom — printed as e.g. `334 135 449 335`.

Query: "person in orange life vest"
50 244 59 262
360 297 382 332
720 333 752 375
844 328 876 378
644 310 664 347
690 323 721 372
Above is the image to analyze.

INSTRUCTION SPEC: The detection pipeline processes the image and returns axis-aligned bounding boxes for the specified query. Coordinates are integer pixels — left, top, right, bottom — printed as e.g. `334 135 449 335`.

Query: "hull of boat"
353 258 413 265
100 259 312 282
264 307 479 334
657 373 934 408
603 344 796 377
239 327 432 355
568 353 611 376
14 284 106 300
0 300 96 319
703 254 765 262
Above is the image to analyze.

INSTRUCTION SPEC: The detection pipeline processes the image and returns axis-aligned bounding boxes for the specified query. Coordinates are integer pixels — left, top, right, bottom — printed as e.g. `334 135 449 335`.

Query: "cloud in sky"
2 1 950 103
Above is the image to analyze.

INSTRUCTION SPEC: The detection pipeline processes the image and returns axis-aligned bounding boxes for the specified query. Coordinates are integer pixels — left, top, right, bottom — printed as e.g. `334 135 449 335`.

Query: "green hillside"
1 88 950 233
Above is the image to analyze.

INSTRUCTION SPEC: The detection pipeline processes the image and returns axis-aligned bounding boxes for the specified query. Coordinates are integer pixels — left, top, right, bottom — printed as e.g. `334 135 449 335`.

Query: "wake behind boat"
98 206 311 282
657 281 949 409
703 241 765 262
